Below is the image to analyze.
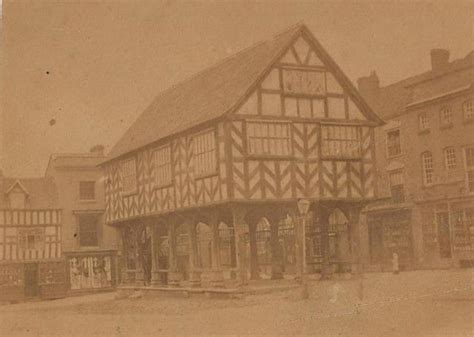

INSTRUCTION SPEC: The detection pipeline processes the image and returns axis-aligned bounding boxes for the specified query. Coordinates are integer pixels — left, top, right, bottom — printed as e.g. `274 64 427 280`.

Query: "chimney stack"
357 71 380 106
89 144 105 157
430 49 450 72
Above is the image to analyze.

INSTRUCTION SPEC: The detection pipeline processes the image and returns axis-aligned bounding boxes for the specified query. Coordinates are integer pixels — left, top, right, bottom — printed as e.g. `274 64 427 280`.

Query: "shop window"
386 129 401 157
79 181 95 201
321 125 361 159
153 145 172 187
78 214 99 247
462 100 473 122
444 147 457 170
421 151 434 186
193 129 217 177
418 112 430 132
247 121 291 156
451 209 473 251
440 106 453 127
120 158 137 194
465 147 474 193
389 171 405 203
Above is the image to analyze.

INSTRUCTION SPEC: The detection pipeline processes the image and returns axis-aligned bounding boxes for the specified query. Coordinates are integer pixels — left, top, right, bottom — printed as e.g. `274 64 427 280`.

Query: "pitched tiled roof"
373 51 474 119
0 177 59 209
105 23 382 163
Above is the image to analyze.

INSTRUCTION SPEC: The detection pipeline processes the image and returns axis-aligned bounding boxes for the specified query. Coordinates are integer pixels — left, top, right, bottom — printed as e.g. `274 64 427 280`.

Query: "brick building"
100 24 383 288
359 50 474 270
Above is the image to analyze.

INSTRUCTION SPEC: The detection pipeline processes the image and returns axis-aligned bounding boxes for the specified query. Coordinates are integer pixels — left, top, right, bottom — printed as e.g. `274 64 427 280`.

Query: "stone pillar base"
168 270 182 287
188 271 202 288
271 265 284 280
151 271 162 286
210 270 225 288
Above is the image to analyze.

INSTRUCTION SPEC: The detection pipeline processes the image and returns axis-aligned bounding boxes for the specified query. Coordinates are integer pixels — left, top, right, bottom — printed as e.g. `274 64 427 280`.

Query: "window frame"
444 147 457 170
246 120 293 158
78 214 99 248
389 170 405 203
192 128 218 179
421 151 434 186
152 144 173 188
320 124 362 160
418 112 430 133
386 128 402 158
463 146 474 194
462 100 473 123
79 181 96 201
439 106 453 128
120 157 138 195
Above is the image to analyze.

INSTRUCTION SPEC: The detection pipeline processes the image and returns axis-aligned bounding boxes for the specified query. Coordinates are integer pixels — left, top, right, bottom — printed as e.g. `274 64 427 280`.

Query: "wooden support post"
150 221 161 286
319 207 331 279
187 221 201 288
167 221 181 287
232 206 248 286
210 218 225 288
346 205 364 300
135 225 145 286
248 221 260 280
295 213 303 282
269 215 283 280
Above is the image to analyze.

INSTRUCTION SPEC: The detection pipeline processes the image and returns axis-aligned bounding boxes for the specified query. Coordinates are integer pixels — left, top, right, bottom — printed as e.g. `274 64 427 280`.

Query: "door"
437 212 452 258
24 263 39 297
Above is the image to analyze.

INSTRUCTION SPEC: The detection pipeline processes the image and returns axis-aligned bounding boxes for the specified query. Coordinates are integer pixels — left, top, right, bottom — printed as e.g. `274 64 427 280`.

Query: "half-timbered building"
0 176 65 301
101 24 384 287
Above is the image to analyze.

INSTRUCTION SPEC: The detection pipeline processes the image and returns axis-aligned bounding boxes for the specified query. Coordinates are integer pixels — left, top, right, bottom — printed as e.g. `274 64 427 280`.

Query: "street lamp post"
297 199 310 299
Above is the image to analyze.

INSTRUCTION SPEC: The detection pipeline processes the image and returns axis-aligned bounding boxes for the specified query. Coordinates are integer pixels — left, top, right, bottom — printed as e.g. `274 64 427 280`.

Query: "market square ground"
1 269 473 337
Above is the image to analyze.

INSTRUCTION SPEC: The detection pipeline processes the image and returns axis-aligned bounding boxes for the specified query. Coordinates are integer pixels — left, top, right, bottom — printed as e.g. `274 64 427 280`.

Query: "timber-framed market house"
101 24 384 288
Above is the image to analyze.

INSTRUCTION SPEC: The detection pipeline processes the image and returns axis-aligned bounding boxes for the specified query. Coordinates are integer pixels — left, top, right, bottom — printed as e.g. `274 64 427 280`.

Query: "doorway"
437 212 452 258
24 263 39 298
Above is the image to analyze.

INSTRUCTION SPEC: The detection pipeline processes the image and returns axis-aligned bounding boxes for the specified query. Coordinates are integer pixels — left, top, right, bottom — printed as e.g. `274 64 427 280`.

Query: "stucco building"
45 145 120 293
359 49 474 270
101 24 383 288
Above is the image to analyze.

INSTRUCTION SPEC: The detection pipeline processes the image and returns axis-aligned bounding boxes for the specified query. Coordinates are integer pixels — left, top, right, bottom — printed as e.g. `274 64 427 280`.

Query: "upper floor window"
282 69 326 96
419 112 430 132
421 151 434 186
465 147 474 193
247 121 291 156
321 125 361 159
120 158 137 194
79 181 95 201
386 129 401 157
440 106 453 127
444 147 457 170
389 171 405 203
9 191 26 209
18 228 44 251
193 129 217 177
78 214 99 247
153 145 172 187
463 100 473 122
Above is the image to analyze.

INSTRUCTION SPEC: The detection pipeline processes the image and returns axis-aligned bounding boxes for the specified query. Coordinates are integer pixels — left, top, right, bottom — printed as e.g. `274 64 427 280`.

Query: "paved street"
1 269 473 337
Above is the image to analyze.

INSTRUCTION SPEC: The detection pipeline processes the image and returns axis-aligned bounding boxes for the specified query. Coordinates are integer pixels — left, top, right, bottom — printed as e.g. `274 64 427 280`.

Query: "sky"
1 0 473 177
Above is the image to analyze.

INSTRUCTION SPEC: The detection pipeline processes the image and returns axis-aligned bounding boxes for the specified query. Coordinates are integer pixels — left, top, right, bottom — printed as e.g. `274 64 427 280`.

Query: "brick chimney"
357 71 380 107
430 49 450 72
89 144 105 157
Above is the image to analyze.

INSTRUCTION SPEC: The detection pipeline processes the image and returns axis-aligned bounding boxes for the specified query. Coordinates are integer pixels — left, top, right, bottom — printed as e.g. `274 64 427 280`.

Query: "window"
18 228 44 251
465 147 474 193
421 151 434 185
9 192 26 209
321 125 361 159
386 129 401 157
153 145 172 187
463 100 473 121
440 106 453 127
78 214 99 247
419 112 430 131
193 130 216 177
120 158 137 194
389 171 405 203
79 181 95 201
282 69 325 95
247 121 291 156
444 147 457 170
